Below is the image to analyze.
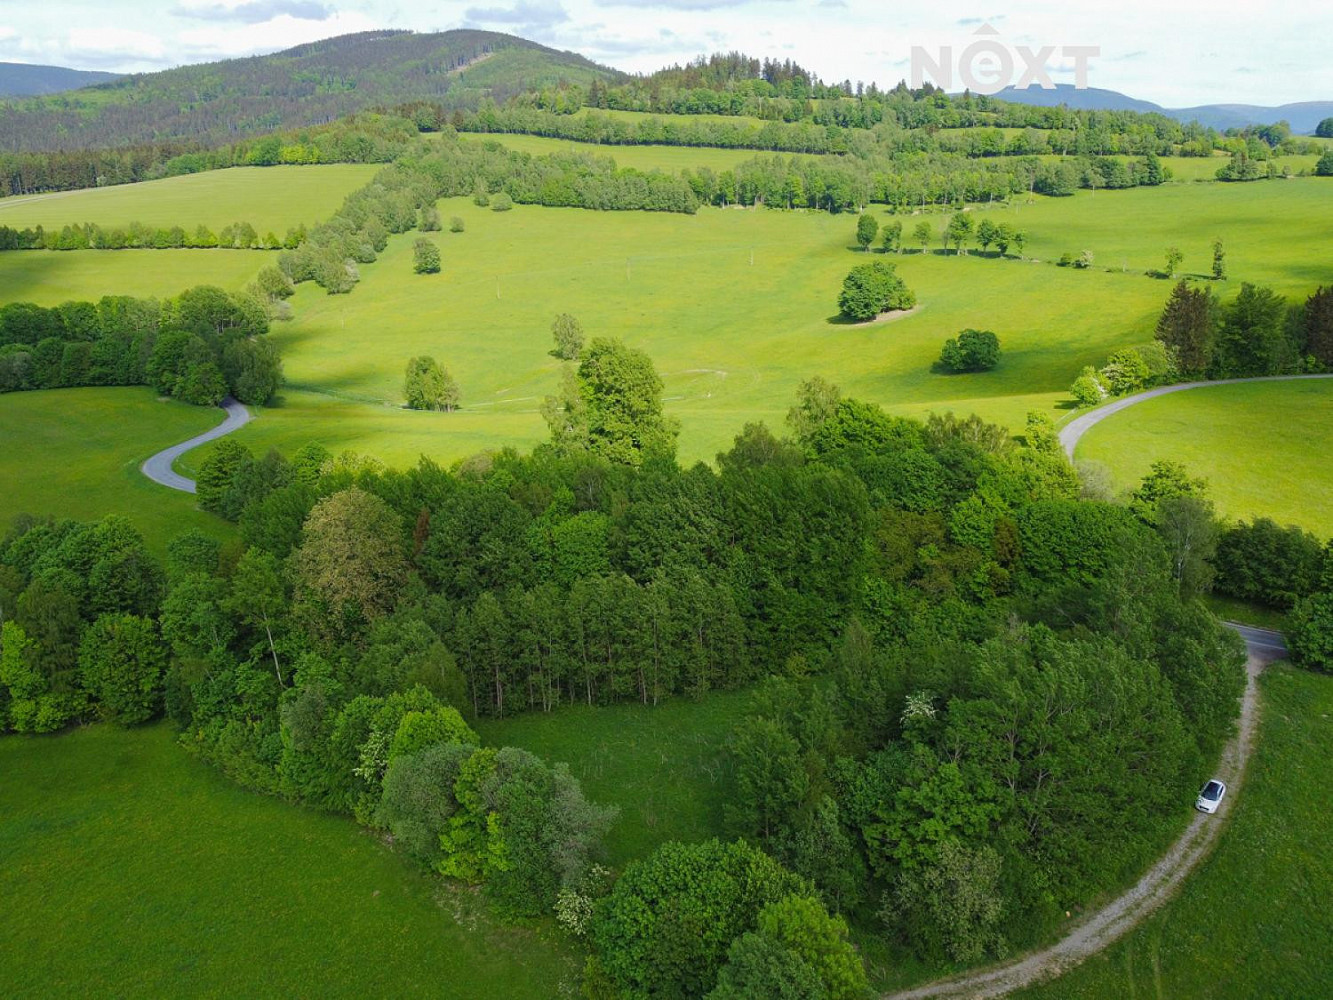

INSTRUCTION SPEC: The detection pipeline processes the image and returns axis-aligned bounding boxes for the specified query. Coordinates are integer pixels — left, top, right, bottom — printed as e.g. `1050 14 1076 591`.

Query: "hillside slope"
994 83 1333 133
0 62 120 97
0 30 620 152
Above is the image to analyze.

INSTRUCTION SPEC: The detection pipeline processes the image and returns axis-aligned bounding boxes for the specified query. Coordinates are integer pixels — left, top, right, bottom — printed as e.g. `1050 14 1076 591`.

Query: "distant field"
0 248 269 305
1016 666 1333 1000
1075 379 1333 538
0 387 231 557
461 132 817 172
211 178 1333 469
0 165 381 233
569 106 771 128
0 723 577 998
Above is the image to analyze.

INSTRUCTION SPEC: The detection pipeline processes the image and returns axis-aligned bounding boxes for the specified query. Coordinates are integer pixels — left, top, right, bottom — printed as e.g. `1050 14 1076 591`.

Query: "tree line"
1072 282 1333 405
0 285 283 406
0 220 303 253
0 112 421 199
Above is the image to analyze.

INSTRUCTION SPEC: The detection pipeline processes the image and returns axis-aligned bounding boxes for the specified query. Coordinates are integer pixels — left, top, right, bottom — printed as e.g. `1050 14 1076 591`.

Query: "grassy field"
1075 379 1333 537
1016 665 1333 1000
0 387 232 557
6 175 1332 538
209 177 1333 469
0 723 578 998
476 688 748 867
0 248 270 305
0 165 381 234
462 132 818 172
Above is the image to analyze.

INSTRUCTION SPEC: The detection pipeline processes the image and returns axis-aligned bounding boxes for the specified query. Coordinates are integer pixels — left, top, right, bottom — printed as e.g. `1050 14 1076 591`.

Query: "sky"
0 0 1329 108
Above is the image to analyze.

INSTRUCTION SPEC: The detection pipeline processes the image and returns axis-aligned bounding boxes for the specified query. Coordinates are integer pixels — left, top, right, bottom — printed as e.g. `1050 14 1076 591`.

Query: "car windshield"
1203 782 1222 799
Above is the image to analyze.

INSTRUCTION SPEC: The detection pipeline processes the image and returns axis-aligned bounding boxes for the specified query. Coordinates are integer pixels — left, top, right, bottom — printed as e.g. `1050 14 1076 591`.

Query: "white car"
1195 779 1226 814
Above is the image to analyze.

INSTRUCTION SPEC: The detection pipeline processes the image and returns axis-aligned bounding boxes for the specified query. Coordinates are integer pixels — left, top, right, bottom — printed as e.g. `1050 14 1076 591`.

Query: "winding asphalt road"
139 397 252 494
1058 373 1333 460
885 625 1286 1000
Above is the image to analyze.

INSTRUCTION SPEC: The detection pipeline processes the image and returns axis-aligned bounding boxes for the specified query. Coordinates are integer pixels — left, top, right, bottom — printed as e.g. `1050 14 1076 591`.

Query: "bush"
1289 592 1333 671
591 839 808 999
412 238 440 275
1069 367 1106 406
449 216 465 233
1213 518 1324 608
491 192 514 212
938 329 1000 373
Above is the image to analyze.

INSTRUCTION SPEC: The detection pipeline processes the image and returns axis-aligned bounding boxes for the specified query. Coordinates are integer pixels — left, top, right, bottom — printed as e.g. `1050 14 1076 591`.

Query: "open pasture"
0 722 577 998
0 164 382 234
229 177 1333 468
0 248 269 305
0 387 231 556
1074 378 1333 537
461 131 817 173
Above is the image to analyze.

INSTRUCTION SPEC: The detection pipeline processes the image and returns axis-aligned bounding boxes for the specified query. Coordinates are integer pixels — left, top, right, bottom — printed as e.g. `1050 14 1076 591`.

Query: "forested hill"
0 63 120 97
0 30 620 153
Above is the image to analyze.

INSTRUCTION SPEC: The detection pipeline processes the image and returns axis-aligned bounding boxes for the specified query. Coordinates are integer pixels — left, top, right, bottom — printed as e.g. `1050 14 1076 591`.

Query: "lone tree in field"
1317 149 1333 177
913 219 933 253
1211 239 1226 281
404 356 460 411
938 329 1001 372
552 313 585 360
1164 247 1184 278
837 261 916 321
1317 117 1333 138
413 238 441 275
855 214 879 252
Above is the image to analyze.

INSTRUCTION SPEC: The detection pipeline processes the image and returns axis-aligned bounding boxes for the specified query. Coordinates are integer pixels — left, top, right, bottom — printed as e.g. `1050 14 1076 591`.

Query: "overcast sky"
1 0 1328 108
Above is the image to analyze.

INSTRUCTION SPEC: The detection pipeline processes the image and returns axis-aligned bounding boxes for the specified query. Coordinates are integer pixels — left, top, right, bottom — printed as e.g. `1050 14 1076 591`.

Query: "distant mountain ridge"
0 30 621 152
992 83 1333 134
0 62 120 97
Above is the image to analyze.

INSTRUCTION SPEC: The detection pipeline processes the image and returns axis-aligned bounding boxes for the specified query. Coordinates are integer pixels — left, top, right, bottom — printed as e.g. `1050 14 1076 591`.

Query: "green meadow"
4 174 1332 537
0 723 577 998
1075 378 1333 538
462 131 818 172
1017 666 1333 1000
0 248 269 305
476 688 749 867
0 164 381 234
225 177 1333 468
0 387 231 556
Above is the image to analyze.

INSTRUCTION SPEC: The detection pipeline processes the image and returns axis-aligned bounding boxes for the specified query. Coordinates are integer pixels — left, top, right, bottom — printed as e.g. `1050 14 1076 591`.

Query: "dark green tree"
937 329 1000 373
855 213 878 252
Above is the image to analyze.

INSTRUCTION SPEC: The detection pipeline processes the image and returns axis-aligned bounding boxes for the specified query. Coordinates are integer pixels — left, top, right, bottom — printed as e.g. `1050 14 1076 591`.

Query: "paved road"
883 626 1283 1000
139 397 252 494
1058 373 1333 460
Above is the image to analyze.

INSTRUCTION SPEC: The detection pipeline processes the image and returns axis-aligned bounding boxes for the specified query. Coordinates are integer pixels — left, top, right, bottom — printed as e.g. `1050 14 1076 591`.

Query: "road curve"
1058 374 1333 460
882 626 1284 1000
140 397 252 494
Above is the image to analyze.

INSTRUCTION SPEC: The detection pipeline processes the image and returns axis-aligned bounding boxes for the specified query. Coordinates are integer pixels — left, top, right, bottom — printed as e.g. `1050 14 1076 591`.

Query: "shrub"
938 329 1000 373
412 238 441 275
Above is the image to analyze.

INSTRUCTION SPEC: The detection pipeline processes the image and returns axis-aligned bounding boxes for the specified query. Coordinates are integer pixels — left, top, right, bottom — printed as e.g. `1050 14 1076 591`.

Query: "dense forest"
0 286 284 406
